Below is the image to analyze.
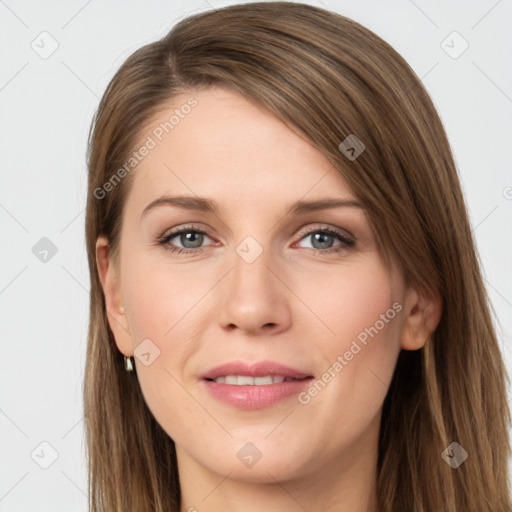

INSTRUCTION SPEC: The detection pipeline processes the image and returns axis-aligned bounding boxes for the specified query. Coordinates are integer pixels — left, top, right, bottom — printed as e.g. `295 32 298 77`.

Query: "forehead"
126 87 359 217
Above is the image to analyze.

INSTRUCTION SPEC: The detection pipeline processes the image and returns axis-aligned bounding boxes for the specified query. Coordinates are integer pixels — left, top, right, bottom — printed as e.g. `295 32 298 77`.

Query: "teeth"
213 375 289 385
236 375 254 385
254 376 274 385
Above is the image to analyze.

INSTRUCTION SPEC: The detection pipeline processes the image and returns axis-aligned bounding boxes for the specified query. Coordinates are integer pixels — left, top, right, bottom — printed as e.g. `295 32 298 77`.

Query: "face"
97 87 433 485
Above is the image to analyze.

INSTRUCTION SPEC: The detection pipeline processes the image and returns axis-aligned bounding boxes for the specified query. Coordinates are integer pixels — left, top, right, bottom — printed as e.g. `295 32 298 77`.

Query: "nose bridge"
217 231 290 334
224 209 274 279
231 233 276 300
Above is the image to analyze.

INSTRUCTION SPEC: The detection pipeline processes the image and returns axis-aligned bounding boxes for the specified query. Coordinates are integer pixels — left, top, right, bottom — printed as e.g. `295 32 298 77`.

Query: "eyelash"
155 223 356 256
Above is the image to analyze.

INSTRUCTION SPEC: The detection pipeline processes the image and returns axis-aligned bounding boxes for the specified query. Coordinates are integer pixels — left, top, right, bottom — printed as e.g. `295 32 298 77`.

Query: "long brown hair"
84 2 511 510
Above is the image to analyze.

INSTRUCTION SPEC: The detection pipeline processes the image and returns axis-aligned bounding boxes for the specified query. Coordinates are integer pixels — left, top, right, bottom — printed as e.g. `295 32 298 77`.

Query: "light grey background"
1 0 511 510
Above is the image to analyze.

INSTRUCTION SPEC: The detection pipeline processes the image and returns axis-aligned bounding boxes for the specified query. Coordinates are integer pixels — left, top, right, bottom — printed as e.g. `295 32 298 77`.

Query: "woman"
84 2 511 511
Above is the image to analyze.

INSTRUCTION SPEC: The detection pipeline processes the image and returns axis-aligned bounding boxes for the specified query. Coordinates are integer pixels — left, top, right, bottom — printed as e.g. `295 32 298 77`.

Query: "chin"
189 438 313 484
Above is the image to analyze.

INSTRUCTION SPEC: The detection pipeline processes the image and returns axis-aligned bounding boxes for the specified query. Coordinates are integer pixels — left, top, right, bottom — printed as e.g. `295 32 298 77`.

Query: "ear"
400 287 442 350
95 235 133 357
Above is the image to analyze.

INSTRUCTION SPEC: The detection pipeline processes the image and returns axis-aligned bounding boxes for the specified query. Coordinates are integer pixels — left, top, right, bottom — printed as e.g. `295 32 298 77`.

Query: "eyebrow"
141 195 365 219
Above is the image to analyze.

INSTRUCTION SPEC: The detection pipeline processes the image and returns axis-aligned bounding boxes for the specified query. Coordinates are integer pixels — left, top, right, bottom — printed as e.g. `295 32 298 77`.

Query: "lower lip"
201 378 313 409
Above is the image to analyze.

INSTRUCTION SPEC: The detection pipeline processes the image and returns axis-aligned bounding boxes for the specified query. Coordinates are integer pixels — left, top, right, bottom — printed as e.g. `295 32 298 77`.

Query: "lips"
199 360 314 409
199 360 313 381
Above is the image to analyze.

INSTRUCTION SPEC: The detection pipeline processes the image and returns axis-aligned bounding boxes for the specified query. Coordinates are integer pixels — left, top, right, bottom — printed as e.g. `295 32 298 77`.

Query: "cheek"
120 248 203 341
297 257 399 349
295 258 402 417
119 252 209 436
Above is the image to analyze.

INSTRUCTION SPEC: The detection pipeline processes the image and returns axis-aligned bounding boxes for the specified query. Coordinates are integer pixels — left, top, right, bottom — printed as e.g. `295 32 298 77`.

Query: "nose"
217 243 292 336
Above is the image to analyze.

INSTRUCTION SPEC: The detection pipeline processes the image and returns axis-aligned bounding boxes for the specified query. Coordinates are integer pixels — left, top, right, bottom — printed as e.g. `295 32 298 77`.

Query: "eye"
156 224 213 255
155 224 356 256
293 225 355 254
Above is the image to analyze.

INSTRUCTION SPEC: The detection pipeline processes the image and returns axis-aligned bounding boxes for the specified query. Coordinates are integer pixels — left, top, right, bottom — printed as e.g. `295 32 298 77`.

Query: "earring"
124 355 134 372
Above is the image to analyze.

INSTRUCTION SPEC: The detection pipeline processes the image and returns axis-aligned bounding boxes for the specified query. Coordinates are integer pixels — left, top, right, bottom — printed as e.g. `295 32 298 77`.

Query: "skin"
96 87 442 512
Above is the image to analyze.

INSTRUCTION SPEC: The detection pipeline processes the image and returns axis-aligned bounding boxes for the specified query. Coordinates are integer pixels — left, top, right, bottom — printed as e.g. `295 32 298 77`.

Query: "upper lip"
199 360 313 380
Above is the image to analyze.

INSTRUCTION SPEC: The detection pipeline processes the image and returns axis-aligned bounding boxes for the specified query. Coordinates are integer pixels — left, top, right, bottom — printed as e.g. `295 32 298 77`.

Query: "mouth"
199 360 314 409
205 375 305 385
